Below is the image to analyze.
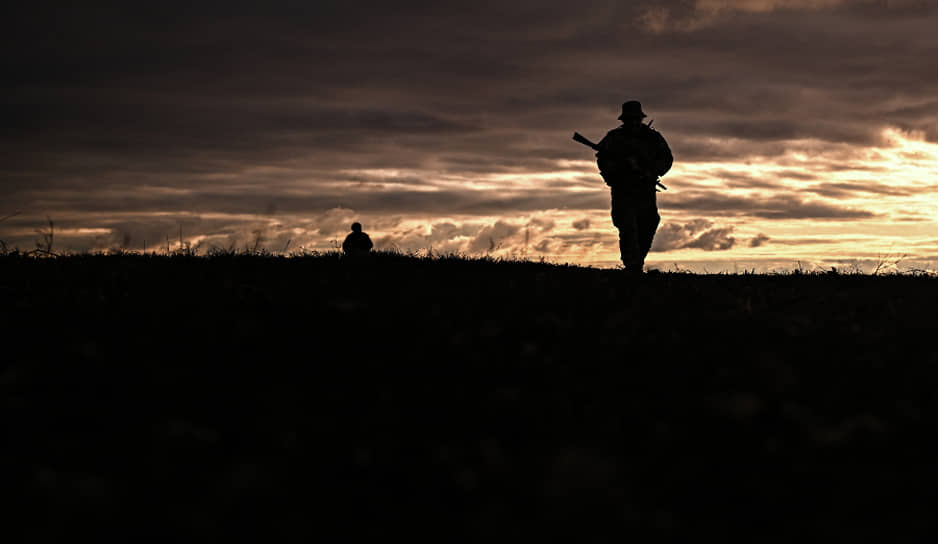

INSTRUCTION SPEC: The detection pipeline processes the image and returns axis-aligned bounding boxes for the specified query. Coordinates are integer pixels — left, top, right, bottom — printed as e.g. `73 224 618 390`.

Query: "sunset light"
9 3 938 539
3 1 936 273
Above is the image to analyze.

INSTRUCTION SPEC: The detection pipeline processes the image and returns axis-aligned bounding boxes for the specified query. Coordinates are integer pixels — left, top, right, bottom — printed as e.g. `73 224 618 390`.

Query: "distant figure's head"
618 100 647 126
351 222 362 233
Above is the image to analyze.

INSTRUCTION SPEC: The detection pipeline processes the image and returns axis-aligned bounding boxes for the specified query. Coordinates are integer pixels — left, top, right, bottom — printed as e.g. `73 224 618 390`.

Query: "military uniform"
596 101 672 272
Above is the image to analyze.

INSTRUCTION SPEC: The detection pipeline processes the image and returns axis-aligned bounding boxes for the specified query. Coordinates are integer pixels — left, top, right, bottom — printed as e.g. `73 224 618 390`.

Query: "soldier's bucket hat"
618 100 647 120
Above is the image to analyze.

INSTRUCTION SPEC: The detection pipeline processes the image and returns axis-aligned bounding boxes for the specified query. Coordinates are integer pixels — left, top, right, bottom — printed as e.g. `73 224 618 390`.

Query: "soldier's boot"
622 258 644 275
619 237 643 274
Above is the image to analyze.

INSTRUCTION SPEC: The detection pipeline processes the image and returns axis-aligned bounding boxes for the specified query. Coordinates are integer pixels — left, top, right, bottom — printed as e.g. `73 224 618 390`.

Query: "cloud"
667 192 878 219
652 219 737 251
312 207 361 236
468 221 522 253
696 0 847 12
550 232 606 251
772 237 861 245
684 227 736 250
3 1 936 265
710 170 787 190
527 217 556 233
749 233 771 247
533 239 553 253
572 218 591 230
428 221 476 244
803 181 915 199
640 0 850 33
640 0 933 35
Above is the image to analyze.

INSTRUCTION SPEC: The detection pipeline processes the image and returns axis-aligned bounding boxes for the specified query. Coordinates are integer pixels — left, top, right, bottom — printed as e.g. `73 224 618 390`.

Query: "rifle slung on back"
571 132 667 191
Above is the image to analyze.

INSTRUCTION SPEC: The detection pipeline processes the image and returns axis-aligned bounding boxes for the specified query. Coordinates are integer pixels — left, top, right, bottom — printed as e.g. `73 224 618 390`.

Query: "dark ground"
3 252 938 541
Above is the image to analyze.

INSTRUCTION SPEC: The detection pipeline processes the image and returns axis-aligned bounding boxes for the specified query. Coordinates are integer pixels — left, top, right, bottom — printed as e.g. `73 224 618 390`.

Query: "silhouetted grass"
3 251 938 540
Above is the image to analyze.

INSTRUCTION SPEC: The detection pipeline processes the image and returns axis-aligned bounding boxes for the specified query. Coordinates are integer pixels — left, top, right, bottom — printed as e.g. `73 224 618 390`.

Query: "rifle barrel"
572 131 667 191
572 132 600 151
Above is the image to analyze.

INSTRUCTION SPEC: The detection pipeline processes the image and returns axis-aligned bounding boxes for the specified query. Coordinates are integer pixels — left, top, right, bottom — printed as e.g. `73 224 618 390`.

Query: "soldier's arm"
596 131 618 173
650 131 673 177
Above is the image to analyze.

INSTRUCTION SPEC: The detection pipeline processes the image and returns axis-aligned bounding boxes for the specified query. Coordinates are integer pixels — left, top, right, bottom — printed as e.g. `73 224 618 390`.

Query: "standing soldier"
596 100 673 274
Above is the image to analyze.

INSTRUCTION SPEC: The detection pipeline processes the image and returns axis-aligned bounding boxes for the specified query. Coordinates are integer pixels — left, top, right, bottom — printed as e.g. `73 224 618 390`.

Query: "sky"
3 0 937 272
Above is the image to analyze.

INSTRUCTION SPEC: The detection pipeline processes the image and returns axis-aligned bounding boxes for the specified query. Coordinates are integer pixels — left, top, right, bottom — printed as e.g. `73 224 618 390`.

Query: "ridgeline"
3 251 938 540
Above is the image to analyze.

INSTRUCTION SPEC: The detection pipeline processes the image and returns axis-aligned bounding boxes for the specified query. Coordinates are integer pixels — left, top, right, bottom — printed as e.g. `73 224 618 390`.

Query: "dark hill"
3 252 937 540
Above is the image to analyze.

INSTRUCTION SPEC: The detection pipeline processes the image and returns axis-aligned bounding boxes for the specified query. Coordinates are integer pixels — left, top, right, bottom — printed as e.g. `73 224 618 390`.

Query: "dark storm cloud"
8 1 937 157
3 0 935 249
7 183 611 218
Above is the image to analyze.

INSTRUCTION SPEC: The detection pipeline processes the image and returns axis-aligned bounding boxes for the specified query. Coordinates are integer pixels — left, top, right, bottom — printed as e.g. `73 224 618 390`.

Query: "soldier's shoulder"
601 126 626 142
642 124 668 141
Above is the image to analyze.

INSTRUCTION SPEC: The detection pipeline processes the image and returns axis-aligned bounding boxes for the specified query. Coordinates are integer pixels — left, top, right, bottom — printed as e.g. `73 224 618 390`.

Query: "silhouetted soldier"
342 222 374 256
596 100 672 274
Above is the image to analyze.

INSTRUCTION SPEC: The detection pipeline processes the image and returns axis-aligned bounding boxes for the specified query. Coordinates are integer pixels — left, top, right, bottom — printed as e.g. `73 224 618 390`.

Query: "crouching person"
342 222 374 256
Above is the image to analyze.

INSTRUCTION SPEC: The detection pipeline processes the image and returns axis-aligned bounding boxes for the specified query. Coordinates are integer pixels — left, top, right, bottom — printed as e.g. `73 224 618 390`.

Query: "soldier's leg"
613 206 641 269
638 207 661 261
